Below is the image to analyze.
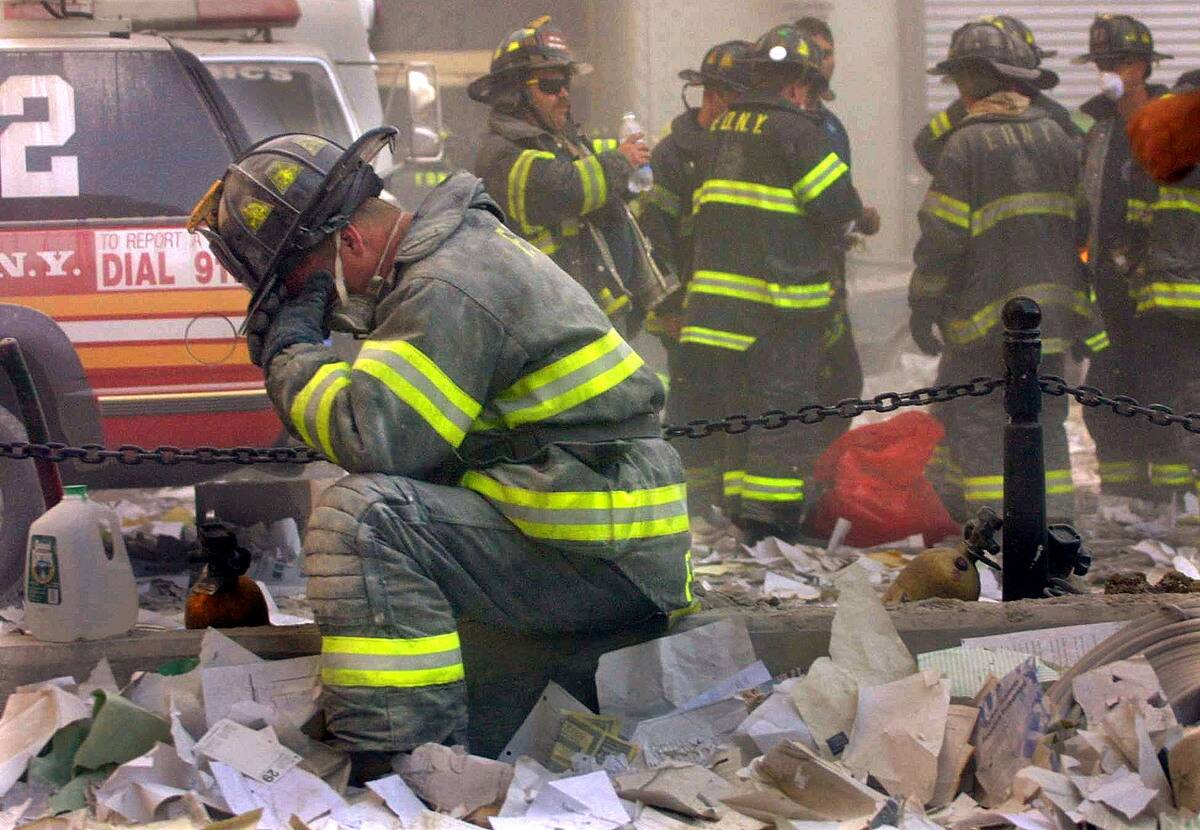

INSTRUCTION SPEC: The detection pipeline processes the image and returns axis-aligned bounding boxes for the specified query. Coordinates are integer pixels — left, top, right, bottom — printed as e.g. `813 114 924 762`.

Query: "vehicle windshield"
203 60 354 147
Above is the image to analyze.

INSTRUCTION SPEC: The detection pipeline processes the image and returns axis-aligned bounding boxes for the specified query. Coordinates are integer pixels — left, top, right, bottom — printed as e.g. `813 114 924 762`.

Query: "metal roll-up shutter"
924 2 1200 113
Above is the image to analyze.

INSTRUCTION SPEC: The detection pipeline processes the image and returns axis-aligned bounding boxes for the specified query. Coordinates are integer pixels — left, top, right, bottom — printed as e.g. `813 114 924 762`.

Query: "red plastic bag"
805 411 960 547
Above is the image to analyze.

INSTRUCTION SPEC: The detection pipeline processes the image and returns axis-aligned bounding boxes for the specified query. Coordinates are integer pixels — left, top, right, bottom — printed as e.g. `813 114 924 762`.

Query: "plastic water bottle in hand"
620 111 654 193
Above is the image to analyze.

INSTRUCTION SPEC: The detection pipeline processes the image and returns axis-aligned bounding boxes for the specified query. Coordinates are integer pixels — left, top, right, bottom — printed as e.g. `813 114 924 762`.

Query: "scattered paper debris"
615 763 732 819
395 744 512 816
971 658 1050 806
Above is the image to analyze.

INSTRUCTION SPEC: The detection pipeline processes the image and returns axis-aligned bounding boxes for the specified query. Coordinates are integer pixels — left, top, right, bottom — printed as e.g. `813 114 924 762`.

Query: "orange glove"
1128 89 1200 184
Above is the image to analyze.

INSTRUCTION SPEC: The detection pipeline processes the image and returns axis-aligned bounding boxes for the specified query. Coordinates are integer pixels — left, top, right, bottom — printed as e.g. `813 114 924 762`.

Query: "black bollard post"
1001 298 1048 600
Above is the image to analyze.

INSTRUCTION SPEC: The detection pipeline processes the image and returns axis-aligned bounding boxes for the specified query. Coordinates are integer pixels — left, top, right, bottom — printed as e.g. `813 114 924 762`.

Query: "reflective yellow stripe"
461 471 689 542
598 287 630 316
723 469 745 497
494 329 643 427
322 633 461 656
1126 198 1153 226
741 474 805 502
1134 282 1200 312
1154 186 1200 214
964 471 1073 500
921 190 970 229
792 152 848 204
508 149 555 234
679 326 756 351
321 632 464 688
946 283 1092 346
460 472 686 510
929 110 953 139
574 154 607 214
314 374 350 465
1085 331 1111 353
683 549 695 604
353 340 481 447
321 665 466 688
1150 463 1193 486
289 362 350 456
971 192 1075 237
694 178 800 215
688 270 833 309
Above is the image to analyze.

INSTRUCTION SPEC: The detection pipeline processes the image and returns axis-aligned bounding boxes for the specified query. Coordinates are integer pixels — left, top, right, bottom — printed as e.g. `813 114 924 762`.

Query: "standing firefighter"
681 25 864 543
1124 69 1200 501
910 21 1104 523
470 16 673 333
188 129 694 772
1075 14 1178 502
636 38 752 497
913 15 1083 175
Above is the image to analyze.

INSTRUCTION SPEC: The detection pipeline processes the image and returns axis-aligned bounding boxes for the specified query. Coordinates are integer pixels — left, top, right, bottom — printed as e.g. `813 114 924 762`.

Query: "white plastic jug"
24 485 137 642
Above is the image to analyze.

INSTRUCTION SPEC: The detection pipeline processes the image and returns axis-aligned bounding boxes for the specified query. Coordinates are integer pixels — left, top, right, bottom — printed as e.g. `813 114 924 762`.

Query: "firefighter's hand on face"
246 271 335 370
909 302 943 356
856 206 881 236
618 132 651 169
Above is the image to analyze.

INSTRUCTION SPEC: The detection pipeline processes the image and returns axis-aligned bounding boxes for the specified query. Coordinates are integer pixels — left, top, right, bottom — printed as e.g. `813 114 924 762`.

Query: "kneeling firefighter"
188 128 695 769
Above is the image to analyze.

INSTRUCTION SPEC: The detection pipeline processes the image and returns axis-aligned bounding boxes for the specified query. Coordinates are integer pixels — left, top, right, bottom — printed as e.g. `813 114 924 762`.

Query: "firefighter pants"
930 348 1074 522
674 320 825 530
1083 341 1165 498
1112 314 1200 499
304 473 661 753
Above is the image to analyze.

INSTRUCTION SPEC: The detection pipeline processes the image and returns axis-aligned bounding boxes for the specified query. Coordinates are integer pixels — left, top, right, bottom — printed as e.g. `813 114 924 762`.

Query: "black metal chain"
0 374 1192 468
661 376 1007 440
1039 375 1200 434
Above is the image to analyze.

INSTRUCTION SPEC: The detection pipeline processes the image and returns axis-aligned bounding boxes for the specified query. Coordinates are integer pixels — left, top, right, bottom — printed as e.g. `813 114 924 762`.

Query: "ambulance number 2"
0 75 79 199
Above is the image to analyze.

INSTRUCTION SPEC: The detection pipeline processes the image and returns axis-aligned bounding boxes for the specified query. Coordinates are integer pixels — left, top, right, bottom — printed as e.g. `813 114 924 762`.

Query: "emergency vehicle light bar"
1 0 300 30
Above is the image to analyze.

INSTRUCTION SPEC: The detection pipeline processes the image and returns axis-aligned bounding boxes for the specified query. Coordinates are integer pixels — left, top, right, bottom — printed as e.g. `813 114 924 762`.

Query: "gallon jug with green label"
24 485 137 642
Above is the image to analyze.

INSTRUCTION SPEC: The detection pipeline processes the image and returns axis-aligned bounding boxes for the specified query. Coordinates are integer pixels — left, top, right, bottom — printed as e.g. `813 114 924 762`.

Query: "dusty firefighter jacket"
1130 95 1200 319
265 173 694 615
1079 87 1167 339
474 110 668 326
911 93 1106 357
635 109 709 319
914 92 1083 175
682 93 862 352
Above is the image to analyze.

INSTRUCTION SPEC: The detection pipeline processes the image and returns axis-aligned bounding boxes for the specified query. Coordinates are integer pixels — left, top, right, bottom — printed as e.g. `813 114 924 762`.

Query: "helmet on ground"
187 127 397 325
741 24 827 90
929 20 1044 86
468 16 592 104
678 39 754 93
1073 14 1172 65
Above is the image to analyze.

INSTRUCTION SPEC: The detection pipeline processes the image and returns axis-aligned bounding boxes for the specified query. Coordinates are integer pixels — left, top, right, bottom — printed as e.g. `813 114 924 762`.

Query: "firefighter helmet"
929 20 1043 85
984 15 1055 61
741 24 827 90
468 16 592 104
678 39 754 93
187 127 397 324
1073 14 1172 65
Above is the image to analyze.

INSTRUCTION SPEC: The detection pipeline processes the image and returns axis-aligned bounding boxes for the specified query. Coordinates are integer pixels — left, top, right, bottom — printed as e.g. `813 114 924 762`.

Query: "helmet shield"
1073 14 1172 64
469 16 592 104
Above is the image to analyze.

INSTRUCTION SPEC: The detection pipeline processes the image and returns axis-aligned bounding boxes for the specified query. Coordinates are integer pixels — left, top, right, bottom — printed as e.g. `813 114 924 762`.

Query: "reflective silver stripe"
491 330 643 427
1155 186 1200 214
678 326 756 351
322 649 463 673
355 343 480 446
970 191 1075 237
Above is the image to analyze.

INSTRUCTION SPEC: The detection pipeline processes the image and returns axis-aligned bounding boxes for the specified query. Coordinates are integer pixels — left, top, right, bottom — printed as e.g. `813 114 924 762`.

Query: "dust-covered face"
527 68 572 133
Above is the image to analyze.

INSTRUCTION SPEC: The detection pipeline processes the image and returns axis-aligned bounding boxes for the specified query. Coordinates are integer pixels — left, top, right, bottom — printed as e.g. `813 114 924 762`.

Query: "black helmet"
679 40 754 93
187 127 396 324
741 24 827 90
930 20 1043 86
983 15 1055 61
1073 14 1172 65
468 16 592 104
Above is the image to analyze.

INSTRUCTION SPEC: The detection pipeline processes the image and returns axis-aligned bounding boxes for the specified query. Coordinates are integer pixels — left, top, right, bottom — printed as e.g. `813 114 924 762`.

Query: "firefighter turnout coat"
265 173 694 750
680 93 861 526
474 110 660 326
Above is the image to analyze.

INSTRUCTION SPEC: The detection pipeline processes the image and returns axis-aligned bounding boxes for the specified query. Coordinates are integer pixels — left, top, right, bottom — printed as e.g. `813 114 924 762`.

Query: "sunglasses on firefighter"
527 76 570 95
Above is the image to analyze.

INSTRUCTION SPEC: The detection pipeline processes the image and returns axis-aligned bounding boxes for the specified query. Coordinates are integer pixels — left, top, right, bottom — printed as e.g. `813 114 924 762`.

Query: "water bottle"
24 485 137 642
619 111 654 193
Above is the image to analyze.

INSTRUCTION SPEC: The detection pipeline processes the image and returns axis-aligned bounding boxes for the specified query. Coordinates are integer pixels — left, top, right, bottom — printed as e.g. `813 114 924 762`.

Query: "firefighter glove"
257 271 335 371
909 305 943 356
